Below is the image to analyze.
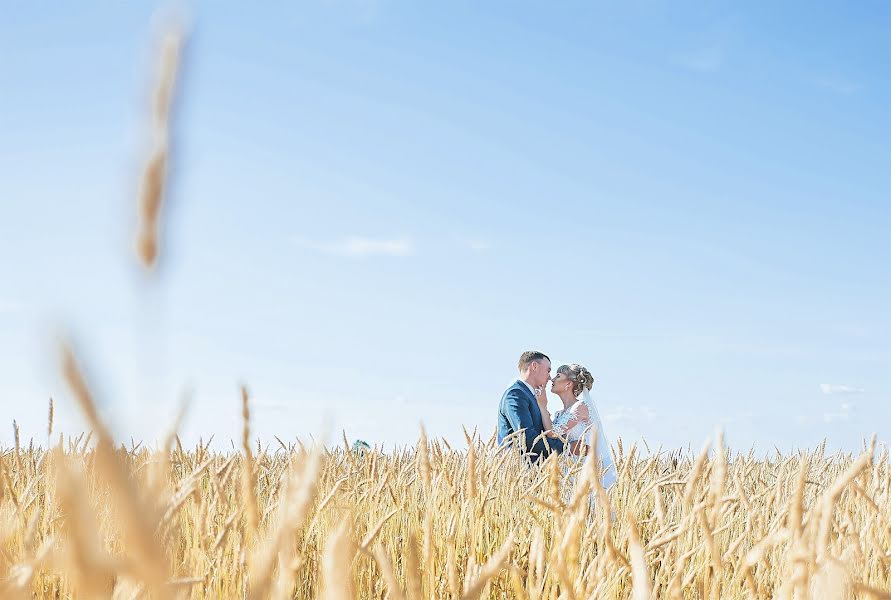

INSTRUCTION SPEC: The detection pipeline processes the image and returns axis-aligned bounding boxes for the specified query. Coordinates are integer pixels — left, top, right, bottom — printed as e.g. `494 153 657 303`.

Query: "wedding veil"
581 387 617 488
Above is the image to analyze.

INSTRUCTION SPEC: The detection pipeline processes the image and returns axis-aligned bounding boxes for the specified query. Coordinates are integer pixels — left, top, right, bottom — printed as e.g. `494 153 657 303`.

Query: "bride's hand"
545 429 557 438
535 384 547 403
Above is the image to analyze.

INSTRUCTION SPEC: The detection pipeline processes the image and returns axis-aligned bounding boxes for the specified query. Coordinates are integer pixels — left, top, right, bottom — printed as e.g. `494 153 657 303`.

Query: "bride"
538 363 616 488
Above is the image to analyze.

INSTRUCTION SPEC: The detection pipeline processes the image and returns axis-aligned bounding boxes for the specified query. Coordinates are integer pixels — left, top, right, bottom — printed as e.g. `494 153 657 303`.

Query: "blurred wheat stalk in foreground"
135 19 184 270
0 356 888 599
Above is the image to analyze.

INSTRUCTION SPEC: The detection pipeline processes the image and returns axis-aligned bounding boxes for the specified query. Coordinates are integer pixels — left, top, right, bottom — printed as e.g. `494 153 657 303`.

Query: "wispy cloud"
0 300 21 314
291 236 414 258
824 402 854 424
460 238 492 252
819 383 864 396
675 48 723 73
254 400 290 412
602 404 658 423
815 77 862 95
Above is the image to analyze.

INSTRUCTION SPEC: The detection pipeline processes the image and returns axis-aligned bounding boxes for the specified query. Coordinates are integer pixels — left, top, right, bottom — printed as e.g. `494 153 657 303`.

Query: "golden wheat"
135 22 185 269
0 390 888 598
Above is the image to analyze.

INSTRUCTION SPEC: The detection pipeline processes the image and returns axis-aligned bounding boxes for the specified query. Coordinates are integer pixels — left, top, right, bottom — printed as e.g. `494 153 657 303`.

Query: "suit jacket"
497 380 564 461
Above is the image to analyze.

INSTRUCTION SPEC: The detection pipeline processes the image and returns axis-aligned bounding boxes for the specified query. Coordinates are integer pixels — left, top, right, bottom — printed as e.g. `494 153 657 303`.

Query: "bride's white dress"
551 390 616 488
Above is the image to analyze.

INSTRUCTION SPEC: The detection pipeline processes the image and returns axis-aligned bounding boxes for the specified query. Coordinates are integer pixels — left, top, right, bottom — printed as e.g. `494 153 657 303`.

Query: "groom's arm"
533 432 564 457
502 388 541 455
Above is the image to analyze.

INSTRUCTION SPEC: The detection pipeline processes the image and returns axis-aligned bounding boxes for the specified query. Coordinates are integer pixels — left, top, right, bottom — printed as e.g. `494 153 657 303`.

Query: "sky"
0 1 889 454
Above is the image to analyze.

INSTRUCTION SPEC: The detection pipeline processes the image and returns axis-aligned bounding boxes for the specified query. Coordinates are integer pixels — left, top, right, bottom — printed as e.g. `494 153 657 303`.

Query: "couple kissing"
496 350 616 487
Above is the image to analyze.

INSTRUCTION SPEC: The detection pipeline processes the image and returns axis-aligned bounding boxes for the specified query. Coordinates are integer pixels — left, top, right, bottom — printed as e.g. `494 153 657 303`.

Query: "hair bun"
581 368 594 391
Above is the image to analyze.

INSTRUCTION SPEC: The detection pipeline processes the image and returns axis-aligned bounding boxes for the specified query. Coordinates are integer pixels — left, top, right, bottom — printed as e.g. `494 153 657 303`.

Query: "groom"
497 350 564 462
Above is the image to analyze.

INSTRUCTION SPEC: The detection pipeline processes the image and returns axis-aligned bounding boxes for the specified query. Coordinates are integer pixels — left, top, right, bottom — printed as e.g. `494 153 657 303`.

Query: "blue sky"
1 2 888 452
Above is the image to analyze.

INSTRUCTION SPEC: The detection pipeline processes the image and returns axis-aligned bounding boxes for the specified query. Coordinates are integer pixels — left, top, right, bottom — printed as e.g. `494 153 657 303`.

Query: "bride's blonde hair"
556 364 594 397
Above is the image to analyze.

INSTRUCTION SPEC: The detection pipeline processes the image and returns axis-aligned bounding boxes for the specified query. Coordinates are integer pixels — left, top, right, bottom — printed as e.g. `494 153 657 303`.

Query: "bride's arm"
536 387 555 431
550 402 589 438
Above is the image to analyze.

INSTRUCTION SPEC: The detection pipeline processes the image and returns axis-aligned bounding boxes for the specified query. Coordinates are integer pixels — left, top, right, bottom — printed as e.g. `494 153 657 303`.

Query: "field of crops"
3 6 888 599
1 355 888 599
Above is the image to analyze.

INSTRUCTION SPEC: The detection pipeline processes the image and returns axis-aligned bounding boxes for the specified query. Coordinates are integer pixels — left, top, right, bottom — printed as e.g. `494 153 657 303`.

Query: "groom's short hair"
518 351 550 371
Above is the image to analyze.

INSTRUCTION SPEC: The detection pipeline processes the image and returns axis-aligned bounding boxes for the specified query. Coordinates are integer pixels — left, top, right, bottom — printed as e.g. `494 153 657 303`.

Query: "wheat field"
2 19 888 600
0 354 888 599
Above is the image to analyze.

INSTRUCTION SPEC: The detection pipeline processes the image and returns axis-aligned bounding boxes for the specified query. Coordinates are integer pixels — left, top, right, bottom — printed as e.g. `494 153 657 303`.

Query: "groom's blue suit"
497 381 564 462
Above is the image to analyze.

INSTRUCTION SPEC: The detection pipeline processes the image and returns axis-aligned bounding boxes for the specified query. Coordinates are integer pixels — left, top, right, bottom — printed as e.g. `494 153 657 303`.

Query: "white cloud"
602 406 630 422
815 77 862 95
602 404 658 423
461 239 492 252
254 400 289 412
819 384 864 395
824 402 855 424
675 49 723 73
291 236 414 258
0 300 21 314
796 415 815 426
